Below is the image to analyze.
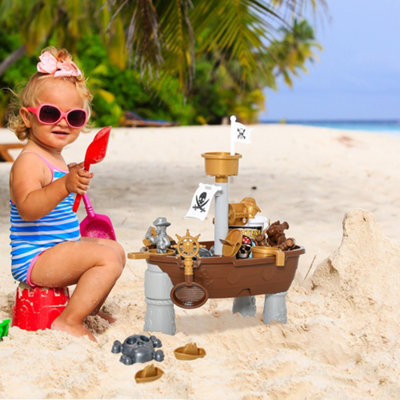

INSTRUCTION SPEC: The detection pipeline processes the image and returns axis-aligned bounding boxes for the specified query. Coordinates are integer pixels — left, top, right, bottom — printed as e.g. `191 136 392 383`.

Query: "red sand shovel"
72 126 111 212
80 193 116 240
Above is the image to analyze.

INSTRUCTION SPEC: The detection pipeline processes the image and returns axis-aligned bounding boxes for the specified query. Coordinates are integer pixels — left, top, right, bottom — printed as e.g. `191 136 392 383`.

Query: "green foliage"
0 0 323 126
0 32 192 127
77 35 194 126
0 33 28 84
0 31 35 125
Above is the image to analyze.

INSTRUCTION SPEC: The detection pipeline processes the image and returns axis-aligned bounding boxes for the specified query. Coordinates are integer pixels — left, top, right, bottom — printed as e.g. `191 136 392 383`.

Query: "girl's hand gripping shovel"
72 126 111 212
80 193 116 240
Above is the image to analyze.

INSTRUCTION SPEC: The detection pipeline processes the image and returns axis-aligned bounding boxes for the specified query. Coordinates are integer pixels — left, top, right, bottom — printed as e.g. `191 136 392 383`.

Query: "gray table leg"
232 295 256 317
263 291 287 324
143 263 176 335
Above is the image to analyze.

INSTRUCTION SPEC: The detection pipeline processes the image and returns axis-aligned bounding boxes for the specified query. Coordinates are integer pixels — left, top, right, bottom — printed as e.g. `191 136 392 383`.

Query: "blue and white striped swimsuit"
10 154 80 286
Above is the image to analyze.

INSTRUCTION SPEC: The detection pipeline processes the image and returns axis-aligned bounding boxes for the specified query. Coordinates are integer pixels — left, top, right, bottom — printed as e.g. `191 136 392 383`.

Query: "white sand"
0 124 400 399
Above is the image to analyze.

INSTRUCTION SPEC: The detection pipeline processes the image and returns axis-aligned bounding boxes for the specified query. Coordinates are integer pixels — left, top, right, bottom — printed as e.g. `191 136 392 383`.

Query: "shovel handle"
72 164 91 213
72 194 82 212
82 193 96 217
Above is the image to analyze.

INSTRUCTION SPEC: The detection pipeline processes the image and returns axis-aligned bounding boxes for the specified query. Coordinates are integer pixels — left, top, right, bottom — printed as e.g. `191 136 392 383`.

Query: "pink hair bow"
37 51 81 77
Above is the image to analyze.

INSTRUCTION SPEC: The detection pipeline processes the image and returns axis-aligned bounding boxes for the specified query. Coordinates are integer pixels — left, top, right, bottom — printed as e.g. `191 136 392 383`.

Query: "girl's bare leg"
82 237 125 323
30 239 125 341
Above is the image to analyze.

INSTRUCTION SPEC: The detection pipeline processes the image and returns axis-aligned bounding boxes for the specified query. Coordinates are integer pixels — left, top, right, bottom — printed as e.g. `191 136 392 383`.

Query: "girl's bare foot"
96 310 116 324
52 317 97 342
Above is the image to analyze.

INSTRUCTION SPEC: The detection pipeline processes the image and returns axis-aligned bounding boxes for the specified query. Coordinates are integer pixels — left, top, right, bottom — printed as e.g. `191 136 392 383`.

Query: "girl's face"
20 79 86 152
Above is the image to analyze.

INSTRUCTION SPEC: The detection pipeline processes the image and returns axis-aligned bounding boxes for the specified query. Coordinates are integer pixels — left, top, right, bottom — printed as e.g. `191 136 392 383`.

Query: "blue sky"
260 0 400 121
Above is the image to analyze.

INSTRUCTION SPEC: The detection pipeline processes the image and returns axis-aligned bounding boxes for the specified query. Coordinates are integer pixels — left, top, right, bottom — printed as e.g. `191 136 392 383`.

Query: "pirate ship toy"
128 119 305 335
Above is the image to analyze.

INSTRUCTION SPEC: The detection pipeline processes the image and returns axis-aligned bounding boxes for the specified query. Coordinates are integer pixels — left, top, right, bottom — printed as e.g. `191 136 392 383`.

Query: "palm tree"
0 0 326 91
0 1 99 75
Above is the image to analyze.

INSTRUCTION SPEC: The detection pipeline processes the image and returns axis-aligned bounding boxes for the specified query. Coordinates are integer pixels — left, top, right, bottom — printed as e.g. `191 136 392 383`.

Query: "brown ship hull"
147 245 305 299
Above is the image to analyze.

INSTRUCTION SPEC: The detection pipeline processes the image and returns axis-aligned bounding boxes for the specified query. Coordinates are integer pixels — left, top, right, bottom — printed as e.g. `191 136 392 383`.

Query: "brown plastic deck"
147 245 305 298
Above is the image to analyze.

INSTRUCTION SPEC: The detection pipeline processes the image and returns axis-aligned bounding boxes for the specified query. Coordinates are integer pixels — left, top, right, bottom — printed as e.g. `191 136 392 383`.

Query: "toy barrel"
228 202 249 225
12 283 70 331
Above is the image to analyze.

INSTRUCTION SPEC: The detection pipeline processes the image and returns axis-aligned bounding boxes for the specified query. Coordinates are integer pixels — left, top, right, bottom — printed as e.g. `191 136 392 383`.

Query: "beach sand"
0 124 399 399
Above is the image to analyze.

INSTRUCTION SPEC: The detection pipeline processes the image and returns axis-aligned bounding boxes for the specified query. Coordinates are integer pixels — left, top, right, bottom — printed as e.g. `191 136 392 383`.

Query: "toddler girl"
8 47 126 341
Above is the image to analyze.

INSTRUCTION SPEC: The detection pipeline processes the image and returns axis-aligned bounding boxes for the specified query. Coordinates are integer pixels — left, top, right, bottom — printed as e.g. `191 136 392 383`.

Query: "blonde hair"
7 46 93 141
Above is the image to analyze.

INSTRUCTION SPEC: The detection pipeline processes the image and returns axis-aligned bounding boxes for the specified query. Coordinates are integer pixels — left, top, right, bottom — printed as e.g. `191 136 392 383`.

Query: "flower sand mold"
0 319 10 340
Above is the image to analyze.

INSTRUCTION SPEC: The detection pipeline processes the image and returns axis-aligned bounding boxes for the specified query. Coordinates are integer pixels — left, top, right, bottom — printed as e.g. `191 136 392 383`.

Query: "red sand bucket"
12 283 70 331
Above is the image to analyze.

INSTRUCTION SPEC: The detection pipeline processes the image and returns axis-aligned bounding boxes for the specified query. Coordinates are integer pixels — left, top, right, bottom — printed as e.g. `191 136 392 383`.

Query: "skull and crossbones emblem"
192 191 209 212
237 127 246 140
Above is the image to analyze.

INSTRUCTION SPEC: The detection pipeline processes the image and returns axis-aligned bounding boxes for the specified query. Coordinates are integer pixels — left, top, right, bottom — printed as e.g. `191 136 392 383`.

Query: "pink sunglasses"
27 104 88 129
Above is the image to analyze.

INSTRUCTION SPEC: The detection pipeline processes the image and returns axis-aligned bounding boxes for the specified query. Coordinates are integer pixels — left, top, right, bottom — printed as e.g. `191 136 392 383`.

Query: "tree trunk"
0 45 27 76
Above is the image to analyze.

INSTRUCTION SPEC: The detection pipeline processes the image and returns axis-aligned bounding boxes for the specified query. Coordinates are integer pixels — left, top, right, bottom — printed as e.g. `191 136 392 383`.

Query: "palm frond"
124 0 163 70
159 0 195 90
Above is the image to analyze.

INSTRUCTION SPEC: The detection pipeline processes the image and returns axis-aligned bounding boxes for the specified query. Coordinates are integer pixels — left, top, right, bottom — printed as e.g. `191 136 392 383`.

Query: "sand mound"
312 209 400 315
309 210 400 398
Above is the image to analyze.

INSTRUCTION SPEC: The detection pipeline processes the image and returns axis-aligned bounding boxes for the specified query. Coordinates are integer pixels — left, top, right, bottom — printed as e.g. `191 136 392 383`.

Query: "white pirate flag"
185 183 220 221
231 115 252 144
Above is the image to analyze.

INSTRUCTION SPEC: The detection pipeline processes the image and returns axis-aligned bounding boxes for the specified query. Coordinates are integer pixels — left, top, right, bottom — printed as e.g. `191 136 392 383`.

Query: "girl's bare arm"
10 153 92 221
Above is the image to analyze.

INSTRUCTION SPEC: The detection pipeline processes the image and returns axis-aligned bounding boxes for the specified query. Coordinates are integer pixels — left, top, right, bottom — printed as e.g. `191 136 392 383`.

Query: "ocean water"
262 120 400 136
